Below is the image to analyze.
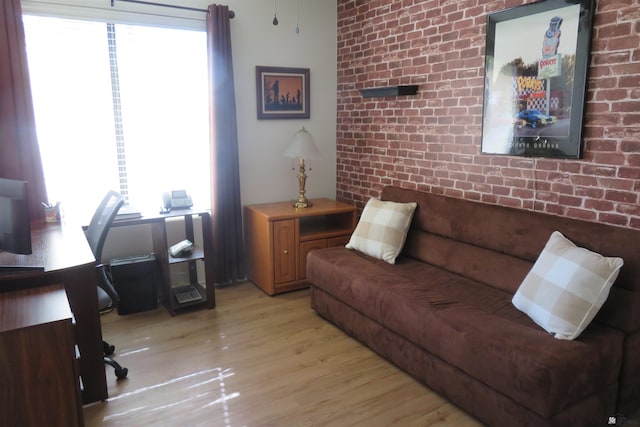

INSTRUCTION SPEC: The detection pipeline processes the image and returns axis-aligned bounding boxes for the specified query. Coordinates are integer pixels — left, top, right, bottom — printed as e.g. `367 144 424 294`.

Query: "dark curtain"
0 0 47 219
206 5 246 285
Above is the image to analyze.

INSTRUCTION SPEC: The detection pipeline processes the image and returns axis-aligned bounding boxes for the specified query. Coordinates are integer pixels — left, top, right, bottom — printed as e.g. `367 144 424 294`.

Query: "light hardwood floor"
83 282 483 426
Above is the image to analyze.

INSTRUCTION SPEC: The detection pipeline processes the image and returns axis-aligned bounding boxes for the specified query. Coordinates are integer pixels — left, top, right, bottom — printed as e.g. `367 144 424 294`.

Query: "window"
23 15 210 223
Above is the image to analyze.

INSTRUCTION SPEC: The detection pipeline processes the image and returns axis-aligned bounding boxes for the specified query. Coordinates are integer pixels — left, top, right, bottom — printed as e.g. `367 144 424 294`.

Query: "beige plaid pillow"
512 231 623 340
346 198 417 264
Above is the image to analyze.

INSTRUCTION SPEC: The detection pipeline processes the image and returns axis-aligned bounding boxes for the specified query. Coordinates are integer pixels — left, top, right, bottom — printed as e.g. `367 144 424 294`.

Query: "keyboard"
174 285 202 304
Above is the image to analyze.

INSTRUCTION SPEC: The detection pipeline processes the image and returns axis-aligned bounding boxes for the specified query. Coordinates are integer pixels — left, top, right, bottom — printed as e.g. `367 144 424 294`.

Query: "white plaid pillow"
346 198 417 264
512 231 623 340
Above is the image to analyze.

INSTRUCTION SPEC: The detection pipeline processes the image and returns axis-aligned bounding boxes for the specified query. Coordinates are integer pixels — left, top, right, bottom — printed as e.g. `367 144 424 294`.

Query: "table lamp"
283 127 321 208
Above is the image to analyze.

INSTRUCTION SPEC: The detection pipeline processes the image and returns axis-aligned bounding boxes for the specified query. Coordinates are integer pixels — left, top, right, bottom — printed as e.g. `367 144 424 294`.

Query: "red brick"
617 204 640 217
497 197 523 208
605 190 638 204
598 213 629 227
586 139 619 152
566 208 598 222
593 153 627 166
619 75 640 88
621 140 640 152
544 204 565 217
612 101 640 113
536 191 558 203
585 199 614 211
619 167 640 180
559 195 583 207
575 186 604 199
581 165 617 177
336 0 640 230
512 189 534 200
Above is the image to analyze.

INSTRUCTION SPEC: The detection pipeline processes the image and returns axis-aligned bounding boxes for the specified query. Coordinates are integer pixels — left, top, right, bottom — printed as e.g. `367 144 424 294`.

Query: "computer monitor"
0 178 32 255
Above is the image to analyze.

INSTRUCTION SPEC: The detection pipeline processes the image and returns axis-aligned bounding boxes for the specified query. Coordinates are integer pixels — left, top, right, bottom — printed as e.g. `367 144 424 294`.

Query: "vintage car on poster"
517 109 557 129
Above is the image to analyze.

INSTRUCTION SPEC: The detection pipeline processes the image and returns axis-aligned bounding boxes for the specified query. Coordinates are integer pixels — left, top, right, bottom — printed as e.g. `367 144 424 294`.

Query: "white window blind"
21 0 207 30
23 14 211 223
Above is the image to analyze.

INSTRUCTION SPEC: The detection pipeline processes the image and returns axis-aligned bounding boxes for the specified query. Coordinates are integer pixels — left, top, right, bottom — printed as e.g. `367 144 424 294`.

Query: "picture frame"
480 0 595 158
256 66 310 120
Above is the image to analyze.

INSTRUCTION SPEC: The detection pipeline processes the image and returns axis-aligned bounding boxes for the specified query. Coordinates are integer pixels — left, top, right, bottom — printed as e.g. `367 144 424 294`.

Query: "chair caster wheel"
104 343 115 356
115 367 128 380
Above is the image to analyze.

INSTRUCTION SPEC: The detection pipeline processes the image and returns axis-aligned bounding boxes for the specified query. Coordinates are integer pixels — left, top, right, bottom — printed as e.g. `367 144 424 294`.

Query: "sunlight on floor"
100 367 238 426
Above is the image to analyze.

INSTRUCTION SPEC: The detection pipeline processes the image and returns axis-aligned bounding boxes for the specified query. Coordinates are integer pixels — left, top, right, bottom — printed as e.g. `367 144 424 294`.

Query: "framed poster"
480 0 595 158
256 66 310 119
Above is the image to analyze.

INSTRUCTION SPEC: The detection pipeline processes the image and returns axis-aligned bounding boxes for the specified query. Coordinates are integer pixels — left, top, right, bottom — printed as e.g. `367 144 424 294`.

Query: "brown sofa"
307 186 640 427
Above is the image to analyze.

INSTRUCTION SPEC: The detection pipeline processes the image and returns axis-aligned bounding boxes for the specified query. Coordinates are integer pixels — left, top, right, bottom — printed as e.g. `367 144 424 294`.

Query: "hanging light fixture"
295 0 300 34
272 0 279 25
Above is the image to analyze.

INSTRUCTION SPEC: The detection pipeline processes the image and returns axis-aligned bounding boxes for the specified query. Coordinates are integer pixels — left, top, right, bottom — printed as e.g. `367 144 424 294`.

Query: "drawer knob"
283 250 288 254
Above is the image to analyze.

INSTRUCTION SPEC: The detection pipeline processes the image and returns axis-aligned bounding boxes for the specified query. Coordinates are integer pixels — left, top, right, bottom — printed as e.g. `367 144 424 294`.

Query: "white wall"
224 0 338 205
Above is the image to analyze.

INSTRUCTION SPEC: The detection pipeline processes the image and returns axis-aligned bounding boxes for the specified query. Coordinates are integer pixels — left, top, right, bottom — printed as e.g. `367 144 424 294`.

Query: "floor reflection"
84 283 483 427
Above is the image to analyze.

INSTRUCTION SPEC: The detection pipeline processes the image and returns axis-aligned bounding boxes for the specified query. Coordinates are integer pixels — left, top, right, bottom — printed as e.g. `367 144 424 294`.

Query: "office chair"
85 190 128 380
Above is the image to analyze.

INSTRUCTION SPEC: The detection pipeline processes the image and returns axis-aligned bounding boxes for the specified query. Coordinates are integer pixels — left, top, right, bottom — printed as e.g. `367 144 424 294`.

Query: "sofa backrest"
381 186 640 334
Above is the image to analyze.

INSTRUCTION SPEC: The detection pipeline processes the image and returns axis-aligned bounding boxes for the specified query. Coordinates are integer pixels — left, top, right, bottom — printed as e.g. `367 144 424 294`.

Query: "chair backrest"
85 191 124 263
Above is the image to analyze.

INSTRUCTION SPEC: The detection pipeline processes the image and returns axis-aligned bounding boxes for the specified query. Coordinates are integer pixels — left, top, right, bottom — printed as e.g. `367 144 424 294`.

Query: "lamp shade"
283 127 321 159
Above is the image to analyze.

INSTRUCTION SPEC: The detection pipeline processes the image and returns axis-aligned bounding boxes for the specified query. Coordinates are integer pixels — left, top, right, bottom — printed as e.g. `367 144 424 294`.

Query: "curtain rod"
110 0 236 18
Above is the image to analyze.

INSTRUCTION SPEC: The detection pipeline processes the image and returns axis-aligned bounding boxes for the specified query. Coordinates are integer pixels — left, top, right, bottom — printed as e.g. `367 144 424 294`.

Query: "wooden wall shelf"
360 85 419 98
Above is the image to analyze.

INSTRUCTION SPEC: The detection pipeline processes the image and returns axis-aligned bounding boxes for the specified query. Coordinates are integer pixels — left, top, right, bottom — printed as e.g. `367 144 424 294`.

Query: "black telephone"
162 190 193 212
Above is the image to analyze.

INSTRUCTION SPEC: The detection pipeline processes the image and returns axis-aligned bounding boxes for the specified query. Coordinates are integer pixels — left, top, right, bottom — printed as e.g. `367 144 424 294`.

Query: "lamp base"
292 157 312 208
292 197 312 208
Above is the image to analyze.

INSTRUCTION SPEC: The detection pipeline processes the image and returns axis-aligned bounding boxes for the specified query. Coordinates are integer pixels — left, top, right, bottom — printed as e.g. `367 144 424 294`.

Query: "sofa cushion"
512 231 624 340
345 197 417 264
307 246 624 418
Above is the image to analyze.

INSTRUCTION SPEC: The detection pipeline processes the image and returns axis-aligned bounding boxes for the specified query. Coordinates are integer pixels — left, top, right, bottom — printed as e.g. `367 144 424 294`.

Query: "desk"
0 284 84 426
0 220 107 404
110 209 215 315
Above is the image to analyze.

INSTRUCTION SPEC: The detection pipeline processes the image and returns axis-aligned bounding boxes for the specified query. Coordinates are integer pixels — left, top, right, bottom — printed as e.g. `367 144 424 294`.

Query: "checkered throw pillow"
512 231 623 340
346 197 417 264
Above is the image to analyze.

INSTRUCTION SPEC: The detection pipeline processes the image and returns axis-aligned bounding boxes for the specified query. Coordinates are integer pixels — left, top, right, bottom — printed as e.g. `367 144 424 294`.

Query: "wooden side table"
244 199 357 295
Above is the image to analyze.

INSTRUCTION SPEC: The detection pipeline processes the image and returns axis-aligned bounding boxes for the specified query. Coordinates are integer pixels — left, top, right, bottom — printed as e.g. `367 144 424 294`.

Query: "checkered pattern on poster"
512 77 561 113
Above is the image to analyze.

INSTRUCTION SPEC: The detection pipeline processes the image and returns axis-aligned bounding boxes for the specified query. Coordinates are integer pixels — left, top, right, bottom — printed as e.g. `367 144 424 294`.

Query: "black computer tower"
109 254 159 315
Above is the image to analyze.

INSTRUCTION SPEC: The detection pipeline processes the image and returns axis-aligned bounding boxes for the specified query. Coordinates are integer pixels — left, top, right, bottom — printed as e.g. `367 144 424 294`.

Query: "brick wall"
336 0 640 229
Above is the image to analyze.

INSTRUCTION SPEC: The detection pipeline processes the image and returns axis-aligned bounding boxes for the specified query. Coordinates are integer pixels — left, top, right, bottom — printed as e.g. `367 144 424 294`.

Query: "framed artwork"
256 66 310 119
480 0 595 158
